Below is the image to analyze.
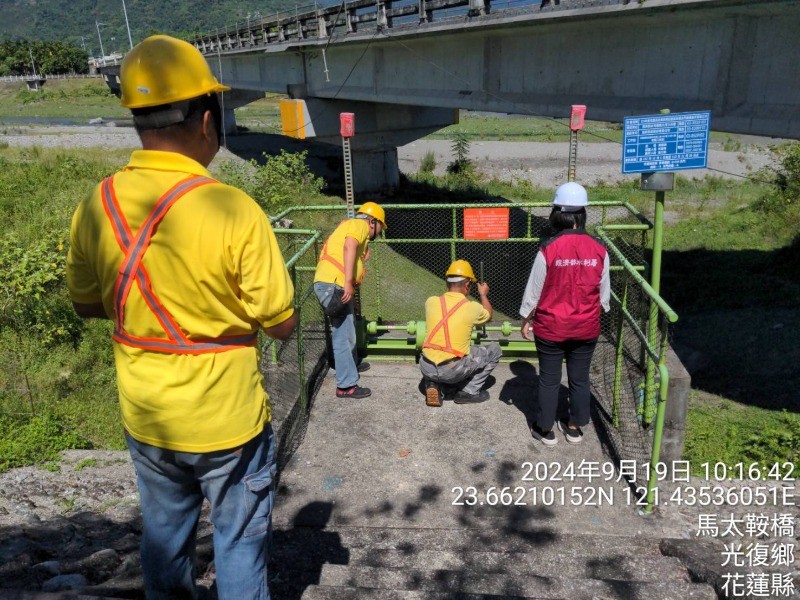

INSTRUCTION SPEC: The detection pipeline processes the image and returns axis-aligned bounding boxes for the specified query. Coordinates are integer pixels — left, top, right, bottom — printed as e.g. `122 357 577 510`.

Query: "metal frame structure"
270 199 677 511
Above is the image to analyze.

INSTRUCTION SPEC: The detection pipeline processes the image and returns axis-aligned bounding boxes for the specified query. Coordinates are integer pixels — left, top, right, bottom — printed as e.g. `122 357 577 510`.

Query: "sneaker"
357 361 371 373
424 380 443 407
336 385 372 399
453 390 490 404
557 420 584 444
531 424 558 446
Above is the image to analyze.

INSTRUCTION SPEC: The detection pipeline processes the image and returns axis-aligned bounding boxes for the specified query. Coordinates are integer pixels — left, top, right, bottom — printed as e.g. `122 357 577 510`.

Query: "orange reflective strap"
319 219 367 284
100 175 258 354
422 296 469 359
319 240 347 275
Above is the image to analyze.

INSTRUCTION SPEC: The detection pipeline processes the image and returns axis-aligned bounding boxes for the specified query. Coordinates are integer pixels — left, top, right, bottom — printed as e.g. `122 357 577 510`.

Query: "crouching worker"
314 202 386 399
66 35 296 599
420 260 502 406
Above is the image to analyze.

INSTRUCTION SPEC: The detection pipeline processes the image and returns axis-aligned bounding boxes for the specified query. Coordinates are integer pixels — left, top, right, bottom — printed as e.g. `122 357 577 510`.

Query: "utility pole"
95 21 106 58
121 0 134 49
28 47 38 77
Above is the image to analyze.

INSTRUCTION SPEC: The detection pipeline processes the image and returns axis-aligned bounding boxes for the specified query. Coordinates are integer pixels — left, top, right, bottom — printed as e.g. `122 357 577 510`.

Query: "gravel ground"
0 124 778 186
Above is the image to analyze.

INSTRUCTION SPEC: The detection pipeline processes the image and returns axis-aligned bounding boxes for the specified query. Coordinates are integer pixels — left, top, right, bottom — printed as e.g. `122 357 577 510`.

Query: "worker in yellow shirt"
420 260 502 406
66 35 295 600
314 202 386 398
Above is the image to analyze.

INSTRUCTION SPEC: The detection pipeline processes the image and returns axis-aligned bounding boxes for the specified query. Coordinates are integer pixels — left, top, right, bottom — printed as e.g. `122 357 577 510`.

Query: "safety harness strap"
100 175 258 354
422 296 469 359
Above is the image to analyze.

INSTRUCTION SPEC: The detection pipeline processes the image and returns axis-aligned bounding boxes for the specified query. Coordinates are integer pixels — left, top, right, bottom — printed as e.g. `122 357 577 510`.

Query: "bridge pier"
280 95 458 193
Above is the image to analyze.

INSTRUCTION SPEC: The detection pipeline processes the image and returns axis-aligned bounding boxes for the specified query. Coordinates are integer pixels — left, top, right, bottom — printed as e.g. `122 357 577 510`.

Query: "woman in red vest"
519 182 610 446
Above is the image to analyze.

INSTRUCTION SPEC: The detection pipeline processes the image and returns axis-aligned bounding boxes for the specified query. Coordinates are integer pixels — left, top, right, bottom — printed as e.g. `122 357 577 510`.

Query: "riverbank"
0 124 778 187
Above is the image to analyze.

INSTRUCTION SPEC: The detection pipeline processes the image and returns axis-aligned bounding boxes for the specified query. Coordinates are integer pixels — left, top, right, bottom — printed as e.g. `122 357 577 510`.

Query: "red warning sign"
463 208 510 240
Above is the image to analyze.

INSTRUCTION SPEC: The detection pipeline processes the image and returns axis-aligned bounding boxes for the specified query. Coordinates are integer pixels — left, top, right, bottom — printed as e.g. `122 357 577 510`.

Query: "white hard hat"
553 182 588 212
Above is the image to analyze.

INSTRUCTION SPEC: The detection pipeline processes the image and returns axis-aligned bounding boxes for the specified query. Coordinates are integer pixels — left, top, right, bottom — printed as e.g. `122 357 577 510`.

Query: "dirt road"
0 125 778 186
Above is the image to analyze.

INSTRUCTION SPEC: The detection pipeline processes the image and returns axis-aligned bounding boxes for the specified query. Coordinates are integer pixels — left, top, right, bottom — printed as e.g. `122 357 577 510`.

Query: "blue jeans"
314 282 358 388
126 425 276 600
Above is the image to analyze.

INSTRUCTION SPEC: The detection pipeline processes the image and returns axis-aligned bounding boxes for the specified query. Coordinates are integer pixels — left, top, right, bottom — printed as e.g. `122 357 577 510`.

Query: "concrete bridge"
191 0 800 190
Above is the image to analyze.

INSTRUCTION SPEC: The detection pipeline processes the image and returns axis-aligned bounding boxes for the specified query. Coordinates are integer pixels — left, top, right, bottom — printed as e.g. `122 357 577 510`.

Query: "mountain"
0 0 323 55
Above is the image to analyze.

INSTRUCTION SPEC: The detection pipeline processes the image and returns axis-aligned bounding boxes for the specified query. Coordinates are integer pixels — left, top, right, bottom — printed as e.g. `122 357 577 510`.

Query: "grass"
233 93 282 132
0 79 126 120
425 113 765 149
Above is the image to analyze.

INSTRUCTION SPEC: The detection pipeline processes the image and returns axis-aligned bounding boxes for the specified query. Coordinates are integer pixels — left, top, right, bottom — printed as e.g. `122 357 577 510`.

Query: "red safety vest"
100 174 258 354
422 295 469 358
533 230 606 342
319 219 366 284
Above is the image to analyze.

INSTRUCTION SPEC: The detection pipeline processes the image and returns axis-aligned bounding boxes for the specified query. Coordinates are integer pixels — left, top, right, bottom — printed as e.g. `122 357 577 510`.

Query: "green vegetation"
218 150 325 214
0 145 127 469
0 40 88 76
429 113 763 149
429 114 623 143
419 150 436 174
0 0 301 52
0 80 126 120
234 94 282 132
0 143 336 472
686 398 800 471
0 412 90 472
74 457 97 470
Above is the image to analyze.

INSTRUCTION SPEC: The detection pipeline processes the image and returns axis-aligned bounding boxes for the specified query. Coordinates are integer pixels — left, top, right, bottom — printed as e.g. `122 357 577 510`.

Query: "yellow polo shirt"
422 292 491 364
67 150 294 453
314 218 369 285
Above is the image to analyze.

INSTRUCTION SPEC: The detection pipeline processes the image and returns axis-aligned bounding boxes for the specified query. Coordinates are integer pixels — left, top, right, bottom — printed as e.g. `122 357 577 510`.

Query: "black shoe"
531 424 558 446
453 390 490 404
557 420 583 444
357 361 371 373
336 385 372 399
424 379 443 407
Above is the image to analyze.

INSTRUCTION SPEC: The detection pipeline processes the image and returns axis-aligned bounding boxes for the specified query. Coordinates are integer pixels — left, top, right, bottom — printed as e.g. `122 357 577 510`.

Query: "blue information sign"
622 111 710 174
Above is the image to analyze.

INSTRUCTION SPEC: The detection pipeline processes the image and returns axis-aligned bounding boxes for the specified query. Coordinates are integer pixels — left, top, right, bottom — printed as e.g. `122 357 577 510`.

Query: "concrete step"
298 547 691 583
299 566 717 600
299 587 550 599
272 525 659 557
271 526 718 600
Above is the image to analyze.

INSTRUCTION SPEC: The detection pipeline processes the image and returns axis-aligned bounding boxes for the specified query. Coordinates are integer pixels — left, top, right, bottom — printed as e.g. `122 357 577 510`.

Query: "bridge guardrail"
192 0 642 54
0 73 101 83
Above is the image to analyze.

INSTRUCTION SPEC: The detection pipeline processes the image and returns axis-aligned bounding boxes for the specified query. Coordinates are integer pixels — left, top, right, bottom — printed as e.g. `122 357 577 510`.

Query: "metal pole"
644 189 665 424
121 0 134 49
342 137 354 217
28 47 38 77
95 21 106 58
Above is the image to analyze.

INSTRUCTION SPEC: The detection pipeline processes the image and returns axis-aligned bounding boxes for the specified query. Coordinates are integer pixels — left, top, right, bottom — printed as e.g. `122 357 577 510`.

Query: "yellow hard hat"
357 202 387 229
120 35 230 109
446 259 476 282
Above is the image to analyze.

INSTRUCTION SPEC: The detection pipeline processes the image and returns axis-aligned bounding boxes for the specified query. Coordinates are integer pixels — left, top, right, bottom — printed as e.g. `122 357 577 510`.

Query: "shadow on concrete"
270 501 348 600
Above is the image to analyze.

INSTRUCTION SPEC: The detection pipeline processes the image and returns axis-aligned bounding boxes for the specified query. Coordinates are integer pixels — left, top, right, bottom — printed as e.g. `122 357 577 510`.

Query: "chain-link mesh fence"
273 200 670 467
260 229 329 472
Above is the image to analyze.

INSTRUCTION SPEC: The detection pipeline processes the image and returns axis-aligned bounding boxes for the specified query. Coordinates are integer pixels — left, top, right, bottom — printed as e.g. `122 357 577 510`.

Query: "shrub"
0 411 90 473
217 150 324 215
447 131 473 175
0 232 83 345
753 142 800 213
419 150 436 174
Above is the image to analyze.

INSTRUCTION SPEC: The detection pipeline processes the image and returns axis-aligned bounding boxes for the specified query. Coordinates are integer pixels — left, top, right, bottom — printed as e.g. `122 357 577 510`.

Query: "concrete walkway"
273 361 692 539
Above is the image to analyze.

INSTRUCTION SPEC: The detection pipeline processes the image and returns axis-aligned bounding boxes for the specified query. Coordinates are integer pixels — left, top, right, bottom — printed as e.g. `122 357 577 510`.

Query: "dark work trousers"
534 337 598 432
